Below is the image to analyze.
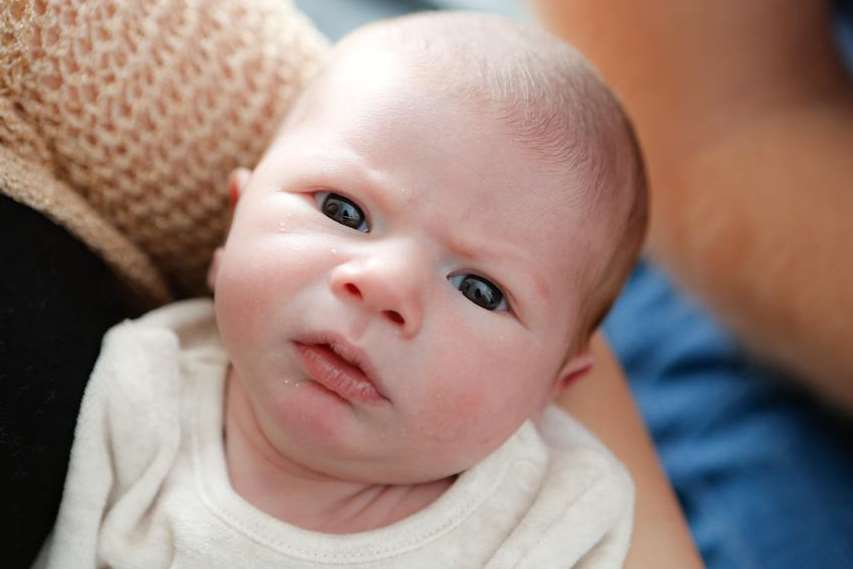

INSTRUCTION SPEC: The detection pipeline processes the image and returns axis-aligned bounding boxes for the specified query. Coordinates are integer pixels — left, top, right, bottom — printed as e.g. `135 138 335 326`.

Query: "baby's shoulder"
93 298 225 419
81 298 226 481
536 406 634 505
487 408 634 567
537 405 633 499
129 298 217 340
104 297 221 361
496 408 635 567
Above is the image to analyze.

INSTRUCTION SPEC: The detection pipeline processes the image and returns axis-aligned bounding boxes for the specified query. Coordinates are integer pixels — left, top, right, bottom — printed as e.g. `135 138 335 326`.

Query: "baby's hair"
291 11 648 352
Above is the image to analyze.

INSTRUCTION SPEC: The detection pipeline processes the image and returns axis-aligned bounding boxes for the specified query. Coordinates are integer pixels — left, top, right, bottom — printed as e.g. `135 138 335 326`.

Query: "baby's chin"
231 376 529 488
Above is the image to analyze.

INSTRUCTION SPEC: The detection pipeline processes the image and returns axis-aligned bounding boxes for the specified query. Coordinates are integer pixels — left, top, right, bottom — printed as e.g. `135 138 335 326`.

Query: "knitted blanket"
0 0 329 304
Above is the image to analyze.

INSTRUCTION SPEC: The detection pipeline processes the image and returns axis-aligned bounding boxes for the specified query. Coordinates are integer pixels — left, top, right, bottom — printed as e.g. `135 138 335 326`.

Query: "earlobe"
228 167 253 209
553 350 594 396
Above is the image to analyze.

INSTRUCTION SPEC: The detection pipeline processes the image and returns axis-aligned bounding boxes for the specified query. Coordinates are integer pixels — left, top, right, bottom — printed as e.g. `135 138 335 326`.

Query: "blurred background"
291 4 853 569
294 0 529 40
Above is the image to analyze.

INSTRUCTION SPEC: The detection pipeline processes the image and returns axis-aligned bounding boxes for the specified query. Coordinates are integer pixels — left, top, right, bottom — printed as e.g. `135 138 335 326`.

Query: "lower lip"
293 343 387 405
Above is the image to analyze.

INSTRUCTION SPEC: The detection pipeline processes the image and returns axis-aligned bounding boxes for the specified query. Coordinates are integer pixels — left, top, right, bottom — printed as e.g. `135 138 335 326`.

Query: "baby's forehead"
294 50 608 221
289 20 621 238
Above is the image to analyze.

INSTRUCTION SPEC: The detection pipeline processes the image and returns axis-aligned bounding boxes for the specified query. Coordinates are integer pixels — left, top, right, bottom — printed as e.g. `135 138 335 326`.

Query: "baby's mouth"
292 338 388 405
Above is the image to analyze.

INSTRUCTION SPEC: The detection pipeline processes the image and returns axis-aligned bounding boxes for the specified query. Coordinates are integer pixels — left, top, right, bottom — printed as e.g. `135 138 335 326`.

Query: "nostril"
345 283 362 299
383 310 405 326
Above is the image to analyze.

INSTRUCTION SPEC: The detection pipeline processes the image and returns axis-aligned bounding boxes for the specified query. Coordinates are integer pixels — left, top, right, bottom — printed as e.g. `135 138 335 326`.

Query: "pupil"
460 275 502 310
322 194 364 230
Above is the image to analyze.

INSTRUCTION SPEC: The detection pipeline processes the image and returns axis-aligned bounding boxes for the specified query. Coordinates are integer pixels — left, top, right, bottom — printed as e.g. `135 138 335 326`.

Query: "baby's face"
212 51 596 484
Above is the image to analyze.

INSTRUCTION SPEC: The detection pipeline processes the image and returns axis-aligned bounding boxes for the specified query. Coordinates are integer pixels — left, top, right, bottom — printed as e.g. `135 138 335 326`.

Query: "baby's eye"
315 191 369 233
448 274 508 312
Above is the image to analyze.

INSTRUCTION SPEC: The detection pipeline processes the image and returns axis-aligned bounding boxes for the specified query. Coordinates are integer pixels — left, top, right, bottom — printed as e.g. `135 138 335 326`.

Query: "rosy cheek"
409 354 511 444
423 384 485 438
422 332 550 433
215 247 296 352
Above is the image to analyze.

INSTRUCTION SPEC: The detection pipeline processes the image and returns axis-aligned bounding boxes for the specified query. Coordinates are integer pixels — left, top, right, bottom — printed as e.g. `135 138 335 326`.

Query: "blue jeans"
604 260 853 568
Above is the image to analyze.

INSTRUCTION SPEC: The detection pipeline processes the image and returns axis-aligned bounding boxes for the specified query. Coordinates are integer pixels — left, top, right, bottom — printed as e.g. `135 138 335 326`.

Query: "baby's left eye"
448 274 508 312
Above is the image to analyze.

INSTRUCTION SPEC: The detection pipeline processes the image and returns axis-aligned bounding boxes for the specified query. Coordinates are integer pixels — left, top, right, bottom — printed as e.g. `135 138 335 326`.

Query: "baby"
37 12 646 569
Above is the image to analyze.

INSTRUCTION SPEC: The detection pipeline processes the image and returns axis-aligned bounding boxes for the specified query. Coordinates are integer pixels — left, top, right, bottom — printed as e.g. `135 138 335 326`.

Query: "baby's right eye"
448 274 508 312
314 192 369 233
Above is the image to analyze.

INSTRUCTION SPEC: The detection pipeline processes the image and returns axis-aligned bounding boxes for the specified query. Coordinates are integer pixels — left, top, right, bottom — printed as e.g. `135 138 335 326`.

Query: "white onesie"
36 300 634 569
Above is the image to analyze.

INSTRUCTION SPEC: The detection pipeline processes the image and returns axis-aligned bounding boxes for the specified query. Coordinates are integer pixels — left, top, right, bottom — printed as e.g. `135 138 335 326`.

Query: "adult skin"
535 0 853 410
560 335 705 569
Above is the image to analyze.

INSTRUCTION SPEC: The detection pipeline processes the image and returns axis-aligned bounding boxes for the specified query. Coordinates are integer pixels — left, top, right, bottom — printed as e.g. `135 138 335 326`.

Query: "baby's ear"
551 350 594 397
209 168 253 292
228 167 253 209
207 248 223 292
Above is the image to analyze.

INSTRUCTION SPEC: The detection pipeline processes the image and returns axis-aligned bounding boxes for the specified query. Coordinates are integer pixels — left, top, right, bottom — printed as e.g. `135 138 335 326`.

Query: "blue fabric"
836 0 853 73
604 260 853 568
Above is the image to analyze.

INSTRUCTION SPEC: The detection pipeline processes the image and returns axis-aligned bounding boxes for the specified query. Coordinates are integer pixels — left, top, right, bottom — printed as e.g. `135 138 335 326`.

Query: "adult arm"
535 0 853 409
558 334 705 569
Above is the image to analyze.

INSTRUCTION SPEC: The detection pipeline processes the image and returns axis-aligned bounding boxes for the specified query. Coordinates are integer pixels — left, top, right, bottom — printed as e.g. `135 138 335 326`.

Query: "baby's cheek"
409 359 527 452
215 277 264 351
414 383 487 443
404 317 550 462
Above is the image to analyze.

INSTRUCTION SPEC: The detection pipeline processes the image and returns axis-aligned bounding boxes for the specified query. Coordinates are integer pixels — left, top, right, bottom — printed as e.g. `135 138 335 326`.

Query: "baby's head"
210 12 646 485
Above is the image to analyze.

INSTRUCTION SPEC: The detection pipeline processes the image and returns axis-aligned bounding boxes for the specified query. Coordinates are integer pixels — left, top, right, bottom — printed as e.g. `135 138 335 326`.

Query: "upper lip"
292 331 388 399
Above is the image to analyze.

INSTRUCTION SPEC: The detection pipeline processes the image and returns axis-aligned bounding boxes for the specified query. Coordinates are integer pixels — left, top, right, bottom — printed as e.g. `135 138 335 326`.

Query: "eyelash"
313 191 510 313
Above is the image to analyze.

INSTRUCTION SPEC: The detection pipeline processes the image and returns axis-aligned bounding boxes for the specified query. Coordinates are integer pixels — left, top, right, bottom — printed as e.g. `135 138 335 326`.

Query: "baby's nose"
329 246 426 337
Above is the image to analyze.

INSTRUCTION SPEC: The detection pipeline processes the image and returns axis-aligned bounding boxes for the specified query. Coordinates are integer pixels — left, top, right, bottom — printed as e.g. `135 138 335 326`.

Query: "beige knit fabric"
0 0 329 305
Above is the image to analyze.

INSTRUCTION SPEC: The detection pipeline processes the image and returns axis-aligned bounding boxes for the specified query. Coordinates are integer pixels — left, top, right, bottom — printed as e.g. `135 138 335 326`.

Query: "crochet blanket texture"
0 0 328 303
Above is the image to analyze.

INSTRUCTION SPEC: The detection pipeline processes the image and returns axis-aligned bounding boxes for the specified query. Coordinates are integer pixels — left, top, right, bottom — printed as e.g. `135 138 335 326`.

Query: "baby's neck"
223 378 453 534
